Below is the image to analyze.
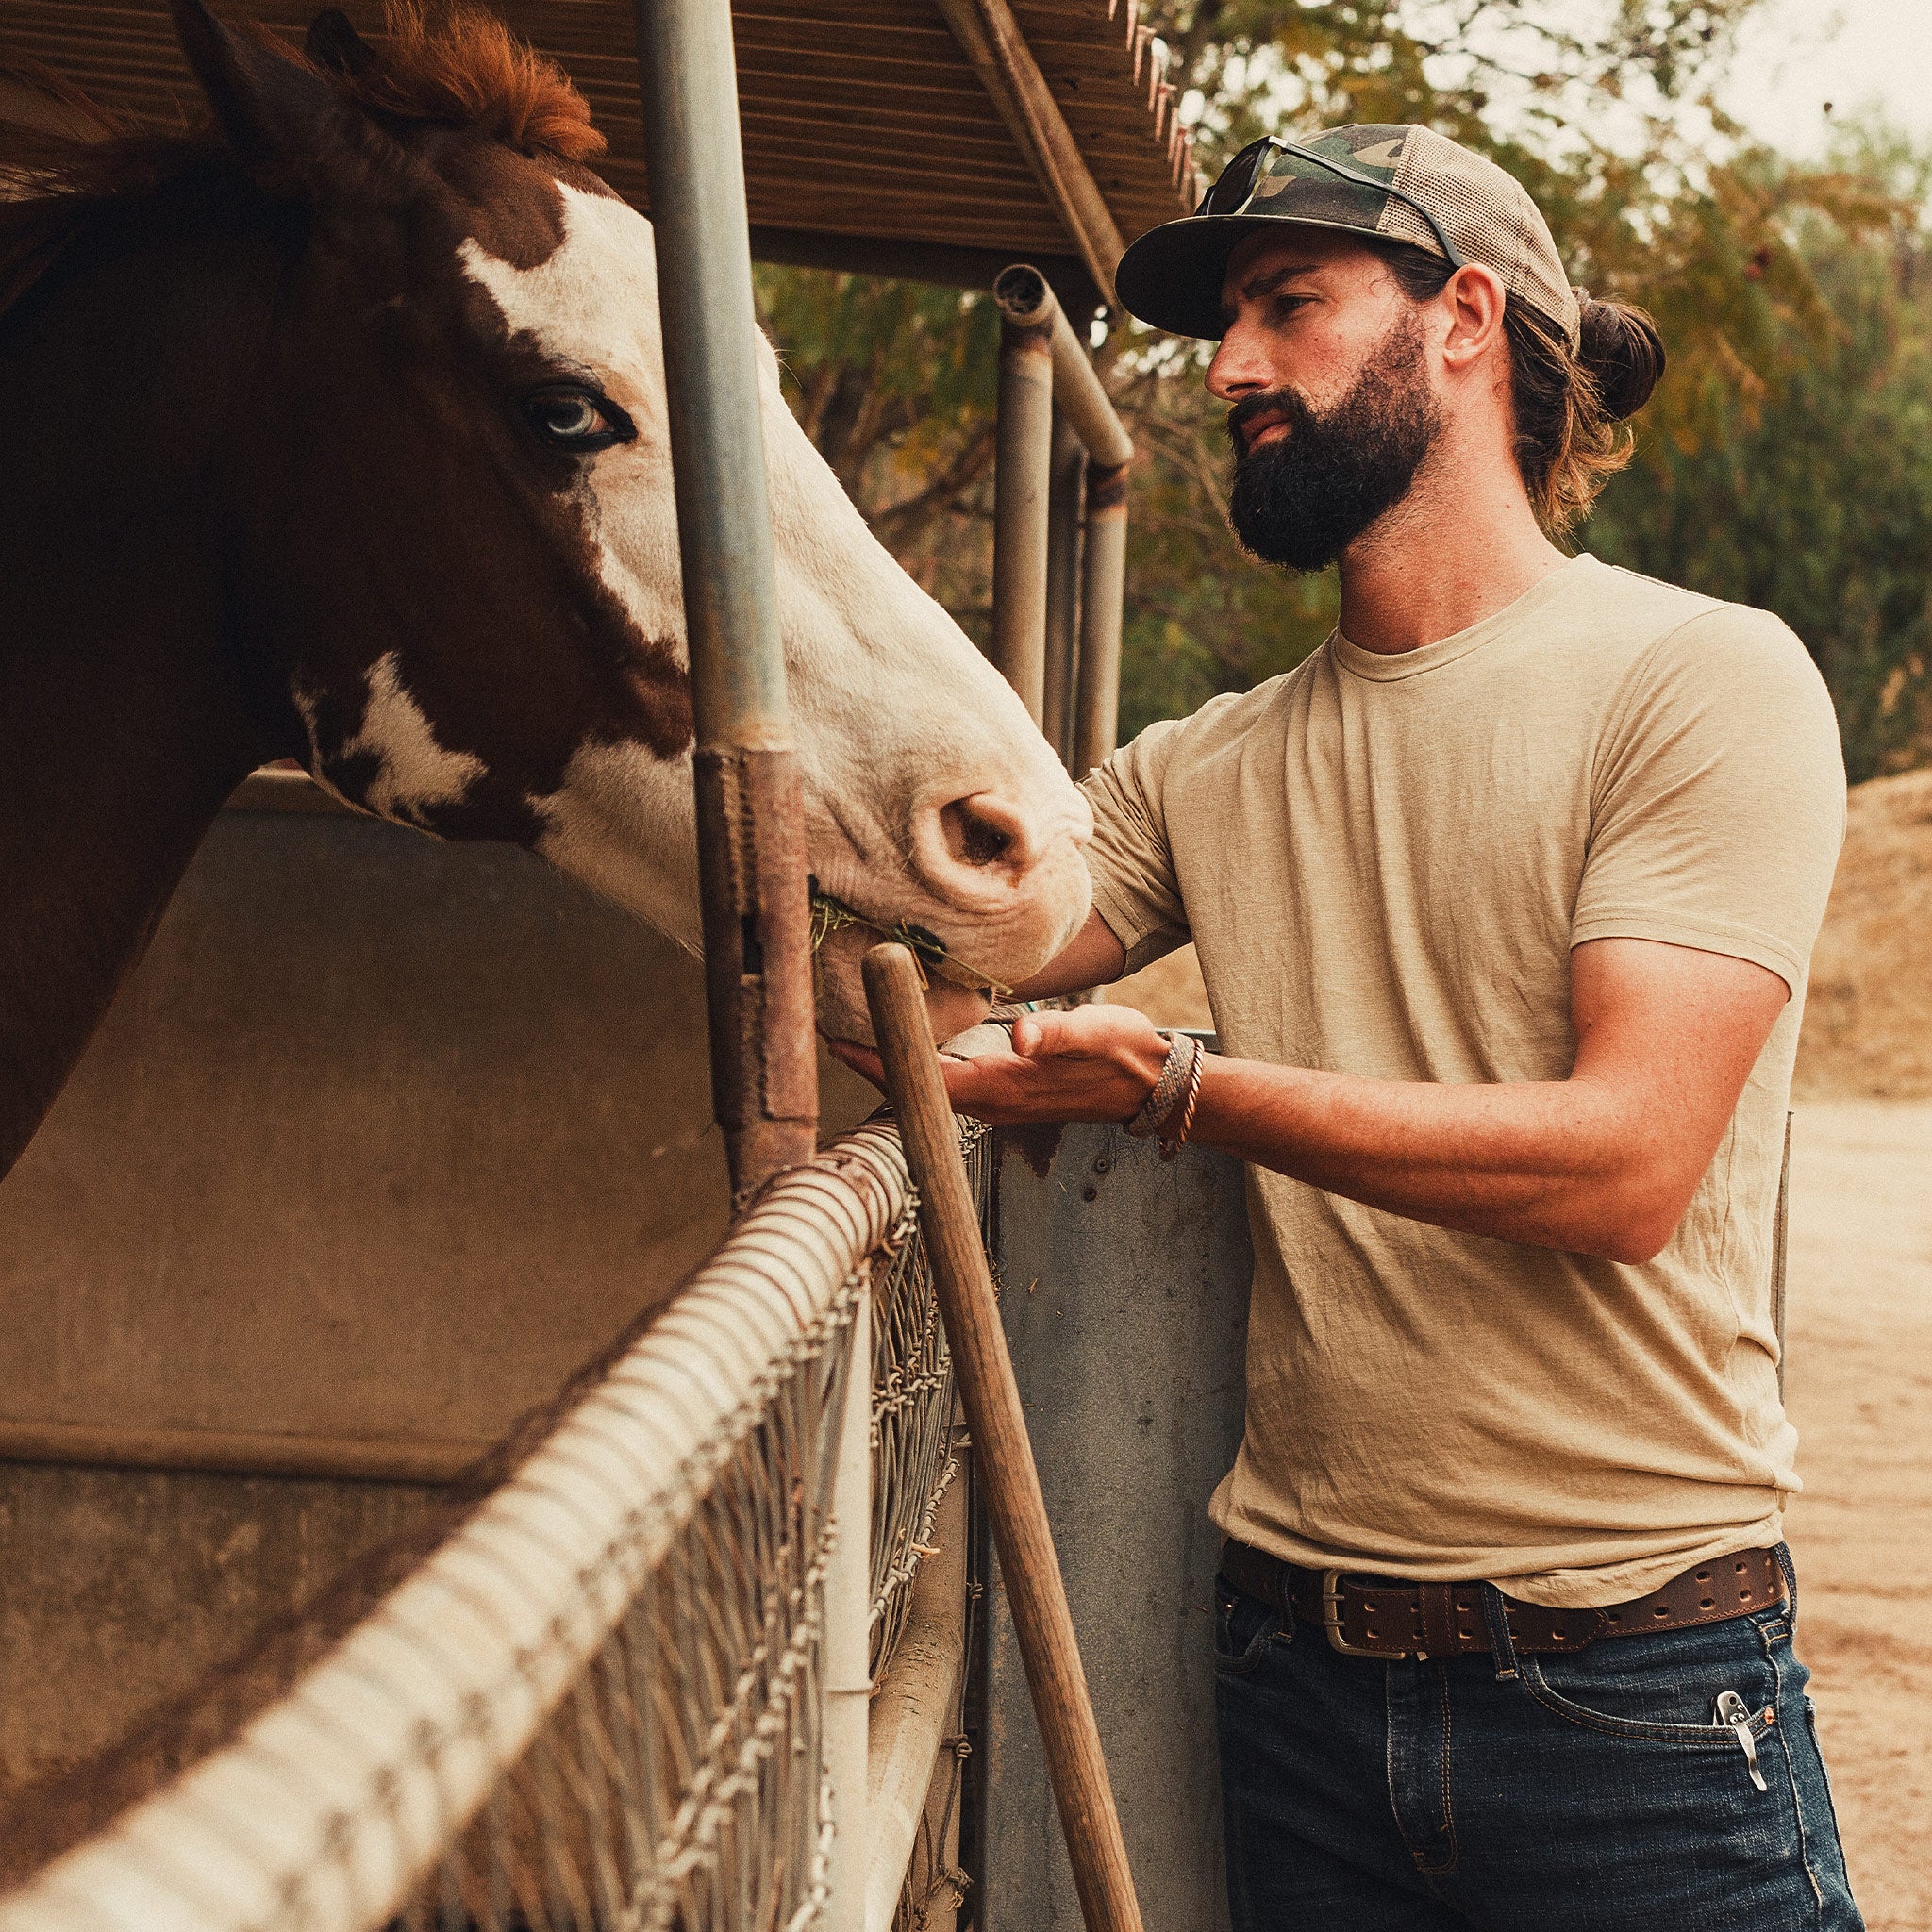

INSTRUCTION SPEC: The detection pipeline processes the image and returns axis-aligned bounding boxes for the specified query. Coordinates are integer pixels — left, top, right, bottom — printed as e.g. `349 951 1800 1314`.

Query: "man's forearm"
834 941 1787 1264
1192 1056 1676 1262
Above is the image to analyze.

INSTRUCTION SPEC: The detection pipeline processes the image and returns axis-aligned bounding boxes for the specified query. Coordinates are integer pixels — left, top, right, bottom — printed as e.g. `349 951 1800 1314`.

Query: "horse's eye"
524 385 632 452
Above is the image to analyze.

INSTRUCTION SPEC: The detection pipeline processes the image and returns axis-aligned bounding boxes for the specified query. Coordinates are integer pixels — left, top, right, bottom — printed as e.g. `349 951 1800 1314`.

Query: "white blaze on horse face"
296 652 485 826
458 183 1092 1005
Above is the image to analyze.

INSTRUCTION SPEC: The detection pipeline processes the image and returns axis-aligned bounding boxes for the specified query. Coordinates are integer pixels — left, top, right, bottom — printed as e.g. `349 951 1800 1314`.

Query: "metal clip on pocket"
1714 1690 1770 1792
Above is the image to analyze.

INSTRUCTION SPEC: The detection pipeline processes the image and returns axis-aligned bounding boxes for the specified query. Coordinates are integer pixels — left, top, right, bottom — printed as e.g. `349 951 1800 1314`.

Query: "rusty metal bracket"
693 746 818 1199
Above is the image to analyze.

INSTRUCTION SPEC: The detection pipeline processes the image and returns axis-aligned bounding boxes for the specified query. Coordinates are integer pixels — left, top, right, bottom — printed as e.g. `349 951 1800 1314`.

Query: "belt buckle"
1321 1570 1413 1660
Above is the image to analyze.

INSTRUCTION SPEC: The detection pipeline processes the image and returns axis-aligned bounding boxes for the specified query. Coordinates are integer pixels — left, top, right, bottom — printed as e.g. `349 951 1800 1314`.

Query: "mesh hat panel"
1385 127 1578 343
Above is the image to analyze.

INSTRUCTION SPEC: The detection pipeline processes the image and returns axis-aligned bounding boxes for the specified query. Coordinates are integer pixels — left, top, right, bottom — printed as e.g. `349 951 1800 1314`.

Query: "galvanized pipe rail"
1041 409 1085 762
634 0 819 1206
631 7 853 1919
991 265 1132 774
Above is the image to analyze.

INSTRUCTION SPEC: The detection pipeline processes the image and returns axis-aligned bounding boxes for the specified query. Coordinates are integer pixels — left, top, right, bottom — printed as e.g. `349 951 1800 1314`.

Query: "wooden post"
862 944 1145 1932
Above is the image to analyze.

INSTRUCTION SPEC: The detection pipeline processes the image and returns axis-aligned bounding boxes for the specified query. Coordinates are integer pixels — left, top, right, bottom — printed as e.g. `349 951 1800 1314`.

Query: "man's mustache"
1226 387 1313 457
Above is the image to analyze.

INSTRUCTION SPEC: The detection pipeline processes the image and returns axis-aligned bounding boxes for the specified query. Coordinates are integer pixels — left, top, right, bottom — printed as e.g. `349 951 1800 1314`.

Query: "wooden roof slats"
1 0 1196 294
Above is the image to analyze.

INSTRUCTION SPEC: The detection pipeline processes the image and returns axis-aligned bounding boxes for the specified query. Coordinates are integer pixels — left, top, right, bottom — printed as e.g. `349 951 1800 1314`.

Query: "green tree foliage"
1588 126 1932 780
755 2 1926 767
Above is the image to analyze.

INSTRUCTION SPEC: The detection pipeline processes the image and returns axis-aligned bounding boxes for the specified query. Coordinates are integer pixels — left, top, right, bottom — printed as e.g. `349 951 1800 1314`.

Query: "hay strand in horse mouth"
808 882 1013 997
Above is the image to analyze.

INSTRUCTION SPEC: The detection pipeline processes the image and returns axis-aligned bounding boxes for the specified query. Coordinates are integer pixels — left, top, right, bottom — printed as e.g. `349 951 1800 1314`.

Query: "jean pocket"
1214 1575 1286 1677
1520 1626 1779 1747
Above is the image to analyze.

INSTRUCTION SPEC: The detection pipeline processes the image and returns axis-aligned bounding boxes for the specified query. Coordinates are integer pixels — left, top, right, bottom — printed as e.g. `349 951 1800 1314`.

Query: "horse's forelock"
332 3 605 165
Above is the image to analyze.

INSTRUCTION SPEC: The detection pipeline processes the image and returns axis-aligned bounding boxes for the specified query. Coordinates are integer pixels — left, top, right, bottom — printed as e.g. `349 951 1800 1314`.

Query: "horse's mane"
0 4 604 322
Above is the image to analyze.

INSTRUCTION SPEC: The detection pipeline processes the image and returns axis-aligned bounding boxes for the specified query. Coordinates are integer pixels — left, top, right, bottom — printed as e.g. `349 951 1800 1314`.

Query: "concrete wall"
0 780 875 1822
985 1119 1253 1932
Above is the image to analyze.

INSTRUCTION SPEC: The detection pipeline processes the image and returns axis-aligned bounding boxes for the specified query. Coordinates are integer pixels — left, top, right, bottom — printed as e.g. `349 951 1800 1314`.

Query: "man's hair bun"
1576 294 1666 421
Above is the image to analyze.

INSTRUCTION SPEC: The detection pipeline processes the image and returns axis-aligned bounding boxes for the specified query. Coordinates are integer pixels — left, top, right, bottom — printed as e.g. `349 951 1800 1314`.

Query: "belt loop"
1773 1542 1797 1622
1480 1583 1520 1683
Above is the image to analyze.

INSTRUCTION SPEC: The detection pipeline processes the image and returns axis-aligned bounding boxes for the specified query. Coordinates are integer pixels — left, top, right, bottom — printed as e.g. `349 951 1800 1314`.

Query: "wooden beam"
750 225 1098 307
0 1415 482 1485
927 0 1126 305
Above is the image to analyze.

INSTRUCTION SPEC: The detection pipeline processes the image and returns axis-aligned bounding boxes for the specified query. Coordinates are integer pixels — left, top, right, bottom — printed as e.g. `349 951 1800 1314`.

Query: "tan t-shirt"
1084 555 1845 1607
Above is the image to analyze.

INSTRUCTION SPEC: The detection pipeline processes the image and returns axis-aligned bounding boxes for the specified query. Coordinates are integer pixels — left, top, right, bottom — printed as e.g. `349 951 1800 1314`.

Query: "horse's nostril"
941 796 1017 870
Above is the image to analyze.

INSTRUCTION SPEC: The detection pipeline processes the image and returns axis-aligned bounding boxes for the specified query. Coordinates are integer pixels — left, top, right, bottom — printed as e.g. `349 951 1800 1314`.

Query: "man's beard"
1225 312 1441 572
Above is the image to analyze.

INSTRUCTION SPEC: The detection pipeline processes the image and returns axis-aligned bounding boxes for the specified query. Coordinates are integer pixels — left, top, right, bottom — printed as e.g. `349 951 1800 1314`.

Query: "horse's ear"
304 9 376 79
168 0 337 175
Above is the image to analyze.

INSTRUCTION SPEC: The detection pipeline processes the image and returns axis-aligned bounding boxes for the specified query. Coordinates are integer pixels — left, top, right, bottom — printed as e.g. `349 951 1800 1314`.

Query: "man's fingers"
826 1039 886 1089
834 1033 1032 1110
1011 1007 1081 1056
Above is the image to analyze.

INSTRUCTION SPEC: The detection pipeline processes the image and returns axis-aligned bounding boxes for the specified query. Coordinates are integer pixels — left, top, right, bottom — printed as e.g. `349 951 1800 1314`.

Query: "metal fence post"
824 1279 874 1932
1072 458 1127 778
992 265 1132 774
992 276 1057 723
1041 408 1086 764
633 0 818 1204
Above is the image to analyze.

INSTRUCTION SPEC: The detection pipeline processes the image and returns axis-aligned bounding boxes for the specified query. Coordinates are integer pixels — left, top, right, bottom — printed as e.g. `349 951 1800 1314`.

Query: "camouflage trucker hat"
1116 124 1581 348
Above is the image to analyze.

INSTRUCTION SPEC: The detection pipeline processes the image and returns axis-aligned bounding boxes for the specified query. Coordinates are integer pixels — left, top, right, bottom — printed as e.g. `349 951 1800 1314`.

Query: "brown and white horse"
0 2 1092 1181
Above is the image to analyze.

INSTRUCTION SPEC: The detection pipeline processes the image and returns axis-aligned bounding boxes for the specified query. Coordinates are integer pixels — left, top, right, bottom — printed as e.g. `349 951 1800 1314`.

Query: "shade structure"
1 0 1200 300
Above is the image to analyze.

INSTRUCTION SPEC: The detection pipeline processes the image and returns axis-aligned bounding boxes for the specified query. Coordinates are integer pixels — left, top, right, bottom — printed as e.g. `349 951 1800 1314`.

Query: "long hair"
1374 242 1666 535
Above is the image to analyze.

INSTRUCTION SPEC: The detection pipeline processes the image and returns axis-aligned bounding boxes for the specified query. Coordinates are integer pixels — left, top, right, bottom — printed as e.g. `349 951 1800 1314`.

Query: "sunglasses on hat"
1202 136 1468 273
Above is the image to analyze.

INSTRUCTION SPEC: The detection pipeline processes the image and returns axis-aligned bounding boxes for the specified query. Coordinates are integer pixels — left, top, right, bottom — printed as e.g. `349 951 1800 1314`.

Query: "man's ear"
169 0 339 181
1440 262 1508 372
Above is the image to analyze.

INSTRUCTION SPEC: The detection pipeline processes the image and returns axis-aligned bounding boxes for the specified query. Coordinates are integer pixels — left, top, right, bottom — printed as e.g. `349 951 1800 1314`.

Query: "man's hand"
829 1002 1172 1125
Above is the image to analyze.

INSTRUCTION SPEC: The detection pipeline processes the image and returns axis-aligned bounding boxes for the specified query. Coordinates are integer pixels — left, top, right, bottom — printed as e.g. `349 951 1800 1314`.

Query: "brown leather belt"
1220 1538 1787 1660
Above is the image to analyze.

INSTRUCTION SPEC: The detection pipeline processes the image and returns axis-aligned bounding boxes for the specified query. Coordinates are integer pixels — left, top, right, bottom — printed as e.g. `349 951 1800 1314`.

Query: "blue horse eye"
547 397 597 435
524 386 630 451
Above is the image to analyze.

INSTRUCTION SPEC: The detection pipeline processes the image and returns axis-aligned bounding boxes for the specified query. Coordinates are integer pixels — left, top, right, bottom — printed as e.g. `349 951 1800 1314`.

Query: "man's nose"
1207 320 1272 402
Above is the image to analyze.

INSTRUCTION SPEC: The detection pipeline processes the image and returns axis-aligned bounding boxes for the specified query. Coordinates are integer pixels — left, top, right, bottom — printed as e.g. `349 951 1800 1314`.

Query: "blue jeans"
1215 1550 1861 1930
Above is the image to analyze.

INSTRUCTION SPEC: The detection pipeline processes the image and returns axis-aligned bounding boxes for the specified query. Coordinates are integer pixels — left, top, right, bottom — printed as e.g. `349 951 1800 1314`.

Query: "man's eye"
524 385 632 452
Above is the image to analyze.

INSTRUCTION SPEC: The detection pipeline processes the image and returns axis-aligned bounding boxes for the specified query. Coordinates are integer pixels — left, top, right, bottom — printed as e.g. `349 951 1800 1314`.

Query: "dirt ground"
1782 1101 1932 1931
1102 772 1932 1925
1796 768 1932 1100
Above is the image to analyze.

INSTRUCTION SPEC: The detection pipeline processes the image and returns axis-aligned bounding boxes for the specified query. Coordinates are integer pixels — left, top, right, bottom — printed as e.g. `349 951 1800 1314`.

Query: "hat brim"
1115 211 1422 339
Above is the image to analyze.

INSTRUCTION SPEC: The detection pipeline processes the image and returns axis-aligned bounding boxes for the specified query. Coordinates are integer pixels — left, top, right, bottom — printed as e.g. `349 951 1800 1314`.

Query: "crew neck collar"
1329 553 1599 682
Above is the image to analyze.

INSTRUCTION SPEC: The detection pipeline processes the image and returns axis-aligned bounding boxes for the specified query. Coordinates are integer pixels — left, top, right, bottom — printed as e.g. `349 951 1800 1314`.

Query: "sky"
1723 0 1932 157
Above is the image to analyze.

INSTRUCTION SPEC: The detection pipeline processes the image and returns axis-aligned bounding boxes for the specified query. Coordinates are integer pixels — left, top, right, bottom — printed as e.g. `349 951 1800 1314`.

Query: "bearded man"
839 125 1859 1928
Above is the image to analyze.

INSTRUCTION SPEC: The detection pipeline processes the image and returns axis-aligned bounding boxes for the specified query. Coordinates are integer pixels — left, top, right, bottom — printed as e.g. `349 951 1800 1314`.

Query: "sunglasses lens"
1205 139 1270 217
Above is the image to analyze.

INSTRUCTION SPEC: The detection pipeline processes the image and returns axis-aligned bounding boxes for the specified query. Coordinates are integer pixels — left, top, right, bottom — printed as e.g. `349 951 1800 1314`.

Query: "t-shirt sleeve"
1574 604 1846 992
1080 716 1194 973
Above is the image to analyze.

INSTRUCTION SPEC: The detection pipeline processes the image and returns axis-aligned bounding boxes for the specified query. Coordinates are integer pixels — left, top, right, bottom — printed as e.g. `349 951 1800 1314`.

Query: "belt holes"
1699 1596 1715 1609
1653 1605 1670 1619
1696 1569 1710 1581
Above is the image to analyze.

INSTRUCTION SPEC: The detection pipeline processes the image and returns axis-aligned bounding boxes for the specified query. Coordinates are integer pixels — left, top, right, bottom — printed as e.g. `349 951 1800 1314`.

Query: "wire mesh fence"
868 1117 985 1680
0 1115 976 1932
